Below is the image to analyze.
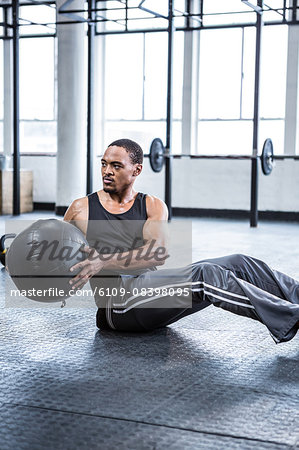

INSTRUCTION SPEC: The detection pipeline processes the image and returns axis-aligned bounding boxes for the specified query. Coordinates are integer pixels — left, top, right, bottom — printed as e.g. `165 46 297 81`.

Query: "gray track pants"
98 254 299 343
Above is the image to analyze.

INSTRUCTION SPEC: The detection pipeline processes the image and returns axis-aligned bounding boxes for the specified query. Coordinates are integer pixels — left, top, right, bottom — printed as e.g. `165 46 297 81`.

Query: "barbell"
0 138 296 265
146 137 299 175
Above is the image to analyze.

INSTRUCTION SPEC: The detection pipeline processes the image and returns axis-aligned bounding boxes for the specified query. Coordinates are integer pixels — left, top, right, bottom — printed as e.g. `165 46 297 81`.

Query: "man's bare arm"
63 197 88 235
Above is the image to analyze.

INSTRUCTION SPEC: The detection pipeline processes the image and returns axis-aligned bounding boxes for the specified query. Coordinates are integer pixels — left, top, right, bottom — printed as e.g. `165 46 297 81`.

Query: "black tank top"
86 191 155 276
87 191 155 324
87 191 147 222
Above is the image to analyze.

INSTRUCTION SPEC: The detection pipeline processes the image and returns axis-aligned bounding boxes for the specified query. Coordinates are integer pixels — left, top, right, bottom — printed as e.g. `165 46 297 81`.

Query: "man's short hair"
108 138 143 165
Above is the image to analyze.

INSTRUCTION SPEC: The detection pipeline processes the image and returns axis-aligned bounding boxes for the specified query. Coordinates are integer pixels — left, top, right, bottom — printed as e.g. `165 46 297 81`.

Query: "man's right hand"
69 246 105 290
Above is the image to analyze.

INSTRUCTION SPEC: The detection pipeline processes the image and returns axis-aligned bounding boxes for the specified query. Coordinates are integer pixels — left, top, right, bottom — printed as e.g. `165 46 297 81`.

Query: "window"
103 29 184 154
0 38 3 152
262 1 285 23
203 0 256 26
0 38 3 122
144 32 167 120
198 28 243 119
19 4 56 36
20 38 55 121
260 25 287 119
19 37 56 153
20 121 57 154
259 119 285 154
144 31 183 120
198 120 253 155
197 23 288 155
105 33 144 120
242 27 256 119
104 120 166 156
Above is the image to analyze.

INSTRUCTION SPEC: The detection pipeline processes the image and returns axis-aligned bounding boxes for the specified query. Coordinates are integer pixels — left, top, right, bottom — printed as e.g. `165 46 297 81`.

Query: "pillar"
3 7 13 166
56 0 86 215
284 24 299 155
181 1 200 154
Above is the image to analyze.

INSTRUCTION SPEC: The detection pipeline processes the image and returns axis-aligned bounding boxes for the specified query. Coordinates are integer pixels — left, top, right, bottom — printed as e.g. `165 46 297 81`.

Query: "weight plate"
149 138 165 173
261 138 274 176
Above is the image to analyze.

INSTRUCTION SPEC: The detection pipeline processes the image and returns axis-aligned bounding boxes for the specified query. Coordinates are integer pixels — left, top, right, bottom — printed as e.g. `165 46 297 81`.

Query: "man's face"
101 146 142 194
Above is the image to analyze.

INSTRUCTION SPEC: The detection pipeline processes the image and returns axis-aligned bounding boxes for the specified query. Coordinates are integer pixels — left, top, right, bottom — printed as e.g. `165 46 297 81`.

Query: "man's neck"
99 189 138 206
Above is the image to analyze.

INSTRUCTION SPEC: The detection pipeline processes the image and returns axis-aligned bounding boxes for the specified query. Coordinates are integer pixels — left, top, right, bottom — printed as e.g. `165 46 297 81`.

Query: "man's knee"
192 261 226 282
195 254 250 271
226 254 249 267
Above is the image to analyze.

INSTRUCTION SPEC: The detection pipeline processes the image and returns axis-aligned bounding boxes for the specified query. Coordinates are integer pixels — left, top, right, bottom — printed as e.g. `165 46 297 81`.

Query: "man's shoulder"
145 194 168 219
145 194 164 205
64 196 89 221
72 196 89 209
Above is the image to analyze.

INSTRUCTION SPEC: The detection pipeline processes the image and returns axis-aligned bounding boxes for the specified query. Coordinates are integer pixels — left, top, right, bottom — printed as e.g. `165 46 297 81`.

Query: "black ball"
6 219 88 303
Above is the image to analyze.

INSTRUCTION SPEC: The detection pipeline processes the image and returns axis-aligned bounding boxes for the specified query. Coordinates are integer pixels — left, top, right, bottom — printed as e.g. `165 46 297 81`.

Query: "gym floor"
0 213 298 450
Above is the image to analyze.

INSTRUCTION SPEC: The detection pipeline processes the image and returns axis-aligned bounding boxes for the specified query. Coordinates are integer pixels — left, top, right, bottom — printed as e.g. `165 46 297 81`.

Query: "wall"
21 156 56 203
20 155 299 213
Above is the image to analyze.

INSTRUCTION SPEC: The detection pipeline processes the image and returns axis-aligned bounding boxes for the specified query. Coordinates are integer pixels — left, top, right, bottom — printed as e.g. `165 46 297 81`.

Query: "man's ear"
133 164 143 177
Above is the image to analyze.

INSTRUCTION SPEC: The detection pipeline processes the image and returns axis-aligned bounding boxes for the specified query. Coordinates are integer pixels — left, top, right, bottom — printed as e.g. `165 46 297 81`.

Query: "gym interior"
0 1 299 449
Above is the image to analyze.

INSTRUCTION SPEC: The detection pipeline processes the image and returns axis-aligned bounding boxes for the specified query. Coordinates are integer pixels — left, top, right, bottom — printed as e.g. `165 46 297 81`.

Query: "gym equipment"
0 234 16 266
6 219 88 303
146 137 299 175
149 138 166 173
261 138 274 175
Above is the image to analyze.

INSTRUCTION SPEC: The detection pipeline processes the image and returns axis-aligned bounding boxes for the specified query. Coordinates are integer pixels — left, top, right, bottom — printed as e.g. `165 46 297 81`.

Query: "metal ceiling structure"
0 0 298 38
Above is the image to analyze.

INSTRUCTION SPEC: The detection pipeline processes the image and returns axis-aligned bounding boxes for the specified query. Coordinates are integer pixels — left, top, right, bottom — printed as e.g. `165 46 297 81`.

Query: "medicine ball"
6 219 88 302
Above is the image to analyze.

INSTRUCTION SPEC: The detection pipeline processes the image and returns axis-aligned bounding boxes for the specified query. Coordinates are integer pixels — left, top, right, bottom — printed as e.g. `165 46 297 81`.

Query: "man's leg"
190 254 299 343
200 253 299 300
106 254 299 343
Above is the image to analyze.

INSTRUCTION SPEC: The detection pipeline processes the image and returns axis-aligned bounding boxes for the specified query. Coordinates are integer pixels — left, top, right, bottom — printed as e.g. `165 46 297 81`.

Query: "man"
64 138 299 343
